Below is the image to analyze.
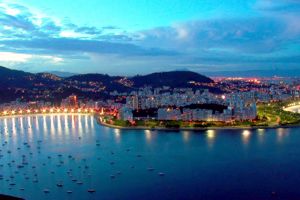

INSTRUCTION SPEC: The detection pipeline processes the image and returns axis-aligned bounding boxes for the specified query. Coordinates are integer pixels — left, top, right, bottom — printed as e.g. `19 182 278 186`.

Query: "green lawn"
257 101 300 126
105 100 300 128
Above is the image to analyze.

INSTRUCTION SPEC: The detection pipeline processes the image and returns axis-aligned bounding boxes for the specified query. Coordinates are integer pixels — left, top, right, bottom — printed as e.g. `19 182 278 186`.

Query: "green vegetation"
101 100 300 129
257 101 300 126
113 119 131 127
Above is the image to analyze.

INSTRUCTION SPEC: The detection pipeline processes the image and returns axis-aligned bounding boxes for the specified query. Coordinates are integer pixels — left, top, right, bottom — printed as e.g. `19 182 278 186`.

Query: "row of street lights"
1 108 95 116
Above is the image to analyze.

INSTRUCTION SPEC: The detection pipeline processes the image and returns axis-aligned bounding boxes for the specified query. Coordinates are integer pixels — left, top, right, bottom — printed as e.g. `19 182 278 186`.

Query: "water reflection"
206 129 216 147
3 118 7 135
90 115 94 129
12 117 16 137
71 115 76 132
65 115 70 133
145 130 152 143
57 115 62 135
35 116 39 131
20 117 24 134
257 129 265 143
242 130 251 145
114 128 121 143
43 116 48 134
78 115 82 133
207 130 215 139
0 114 92 140
182 131 190 143
50 115 55 135
27 116 32 137
1 115 299 200
277 128 289 142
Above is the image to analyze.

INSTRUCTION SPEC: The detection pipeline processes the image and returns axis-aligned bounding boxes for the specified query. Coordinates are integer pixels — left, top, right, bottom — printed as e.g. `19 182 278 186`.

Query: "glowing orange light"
27 109 31 113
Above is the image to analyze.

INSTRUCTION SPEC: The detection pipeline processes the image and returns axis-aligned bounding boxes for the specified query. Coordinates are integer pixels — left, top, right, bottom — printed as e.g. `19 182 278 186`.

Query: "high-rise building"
69 95 78 108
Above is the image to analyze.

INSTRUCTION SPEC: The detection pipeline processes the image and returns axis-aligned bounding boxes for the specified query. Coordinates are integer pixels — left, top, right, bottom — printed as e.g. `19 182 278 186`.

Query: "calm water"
0 114 300 200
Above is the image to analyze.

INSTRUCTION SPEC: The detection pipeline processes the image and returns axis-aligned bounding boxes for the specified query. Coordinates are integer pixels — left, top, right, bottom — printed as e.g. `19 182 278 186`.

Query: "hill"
47 71 77 77
0 66 33 88
130 71 213 88
0 66 218 103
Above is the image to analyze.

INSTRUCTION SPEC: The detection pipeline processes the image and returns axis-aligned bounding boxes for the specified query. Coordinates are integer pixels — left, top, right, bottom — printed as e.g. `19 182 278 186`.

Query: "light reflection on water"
0 114 299 200
206 129 216 148
242 130 251 145
114 128 121 143
257 128 265 144
145 129 152 143
182 131 190 143
276 128 289 143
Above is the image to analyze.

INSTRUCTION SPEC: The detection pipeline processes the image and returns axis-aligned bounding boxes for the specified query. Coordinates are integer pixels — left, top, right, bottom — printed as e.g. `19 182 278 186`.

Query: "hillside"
130 71 214 88
0 66 218 103
0 66 34 87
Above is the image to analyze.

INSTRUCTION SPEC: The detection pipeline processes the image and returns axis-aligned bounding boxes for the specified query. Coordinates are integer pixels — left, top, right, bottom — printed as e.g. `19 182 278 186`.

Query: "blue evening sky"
0 0 299 75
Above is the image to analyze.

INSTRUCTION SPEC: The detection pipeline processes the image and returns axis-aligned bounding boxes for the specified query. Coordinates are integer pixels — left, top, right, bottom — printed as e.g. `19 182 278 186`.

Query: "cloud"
254 0 300 37
0 2 177 58
0 1 299 74
0 52 32 62
0 51 63 63
139 17 294 54
1 38 178 57
255 0 300 12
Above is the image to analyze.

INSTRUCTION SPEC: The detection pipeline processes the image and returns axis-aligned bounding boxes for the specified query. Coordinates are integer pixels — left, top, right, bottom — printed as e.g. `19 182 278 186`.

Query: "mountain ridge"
0 66 216 103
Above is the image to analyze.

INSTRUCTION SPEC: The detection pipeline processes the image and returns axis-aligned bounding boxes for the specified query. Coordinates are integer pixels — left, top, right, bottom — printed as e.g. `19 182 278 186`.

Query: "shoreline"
96 117 300 132
96 102 300 131
0 113 92 119
1 113 299 131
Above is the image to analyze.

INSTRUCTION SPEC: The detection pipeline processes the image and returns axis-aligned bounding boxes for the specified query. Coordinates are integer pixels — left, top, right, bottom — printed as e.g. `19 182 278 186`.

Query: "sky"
0 0 300 75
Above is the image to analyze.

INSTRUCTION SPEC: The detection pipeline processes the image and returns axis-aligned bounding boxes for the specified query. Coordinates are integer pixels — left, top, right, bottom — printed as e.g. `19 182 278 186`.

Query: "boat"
87 189 96 193
158 172 165 176
43 189 50 193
